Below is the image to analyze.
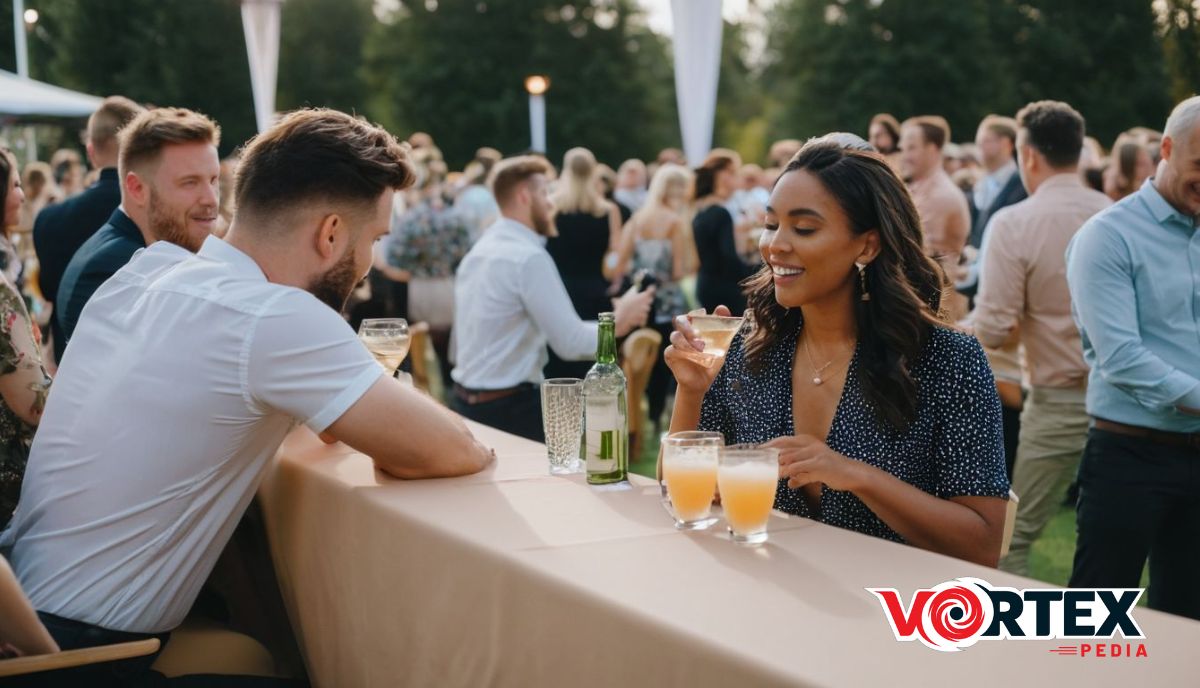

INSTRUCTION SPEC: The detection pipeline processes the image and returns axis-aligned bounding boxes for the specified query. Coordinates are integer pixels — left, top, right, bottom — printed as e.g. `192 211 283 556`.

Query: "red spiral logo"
928 586 987 643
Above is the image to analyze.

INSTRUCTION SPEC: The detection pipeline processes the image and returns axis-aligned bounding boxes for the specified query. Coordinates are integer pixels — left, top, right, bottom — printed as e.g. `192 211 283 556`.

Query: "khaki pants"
998 386 1088 577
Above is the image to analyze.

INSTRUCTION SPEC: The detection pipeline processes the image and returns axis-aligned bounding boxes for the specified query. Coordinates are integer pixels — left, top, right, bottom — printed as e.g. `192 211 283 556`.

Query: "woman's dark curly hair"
742 140 950 430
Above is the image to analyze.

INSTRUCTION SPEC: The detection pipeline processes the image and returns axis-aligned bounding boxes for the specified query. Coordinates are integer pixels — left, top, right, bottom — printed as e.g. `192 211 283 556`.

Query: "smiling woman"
663 138 1011 566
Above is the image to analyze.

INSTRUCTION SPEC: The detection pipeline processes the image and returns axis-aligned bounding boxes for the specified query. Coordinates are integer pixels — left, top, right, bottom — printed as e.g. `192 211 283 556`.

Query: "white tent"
0 70 103 119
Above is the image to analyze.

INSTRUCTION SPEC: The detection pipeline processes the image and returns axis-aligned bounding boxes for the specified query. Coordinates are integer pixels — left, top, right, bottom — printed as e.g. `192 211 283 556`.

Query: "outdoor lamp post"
13 0 36 78
525 75 549 154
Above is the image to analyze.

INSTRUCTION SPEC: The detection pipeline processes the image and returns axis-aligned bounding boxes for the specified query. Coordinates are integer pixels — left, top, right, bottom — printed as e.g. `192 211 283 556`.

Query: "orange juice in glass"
661 431 722 530
718 445 780 545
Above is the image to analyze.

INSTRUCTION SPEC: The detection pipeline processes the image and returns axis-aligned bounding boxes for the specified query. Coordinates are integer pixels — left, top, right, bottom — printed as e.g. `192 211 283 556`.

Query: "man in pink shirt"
900 116 971 285
968 101 1112 576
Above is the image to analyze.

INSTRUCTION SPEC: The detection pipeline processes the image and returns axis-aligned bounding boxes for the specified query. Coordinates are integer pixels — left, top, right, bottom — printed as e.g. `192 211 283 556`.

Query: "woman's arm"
669 217 688 281
771 436 1006 566
606 202 622 253
0 557 58 656
613 216 638 281
0 279 51 427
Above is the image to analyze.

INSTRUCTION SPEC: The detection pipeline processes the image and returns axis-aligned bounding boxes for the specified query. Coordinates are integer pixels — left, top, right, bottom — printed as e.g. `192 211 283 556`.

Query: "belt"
1093 418 1200 452
454 383 533 406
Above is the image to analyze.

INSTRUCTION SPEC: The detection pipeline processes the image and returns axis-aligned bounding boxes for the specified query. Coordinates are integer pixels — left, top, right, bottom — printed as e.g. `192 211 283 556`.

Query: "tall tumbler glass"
541 378 583 474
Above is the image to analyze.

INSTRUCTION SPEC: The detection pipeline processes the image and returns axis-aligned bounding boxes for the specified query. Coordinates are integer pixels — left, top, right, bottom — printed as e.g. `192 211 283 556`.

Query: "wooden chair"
0 638 161 678
408 321 433 394
1000 489 1020 559
621 327 663 459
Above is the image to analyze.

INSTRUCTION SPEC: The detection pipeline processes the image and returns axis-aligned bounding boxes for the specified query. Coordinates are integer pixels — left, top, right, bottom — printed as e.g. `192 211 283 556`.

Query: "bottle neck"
596 321 617 364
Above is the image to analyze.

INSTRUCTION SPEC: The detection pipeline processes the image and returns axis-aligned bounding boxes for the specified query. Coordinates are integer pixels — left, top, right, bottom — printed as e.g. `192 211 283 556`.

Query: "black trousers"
451 385 544 442
1069 428 1200 621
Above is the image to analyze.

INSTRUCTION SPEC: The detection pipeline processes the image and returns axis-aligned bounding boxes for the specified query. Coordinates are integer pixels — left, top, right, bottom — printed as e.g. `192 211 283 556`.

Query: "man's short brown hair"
979 115 1018 146
118 107 220 180
234 108 415 222
88 96 144 155
902 116 952 150
489 156 553 206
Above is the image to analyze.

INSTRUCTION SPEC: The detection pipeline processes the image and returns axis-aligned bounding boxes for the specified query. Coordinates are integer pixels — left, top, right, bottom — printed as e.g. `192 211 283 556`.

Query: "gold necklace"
802 335 850 386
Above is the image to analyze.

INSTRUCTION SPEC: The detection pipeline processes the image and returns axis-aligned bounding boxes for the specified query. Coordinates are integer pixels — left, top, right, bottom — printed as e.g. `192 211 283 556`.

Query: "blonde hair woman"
545 147 623 379
613 162 695 429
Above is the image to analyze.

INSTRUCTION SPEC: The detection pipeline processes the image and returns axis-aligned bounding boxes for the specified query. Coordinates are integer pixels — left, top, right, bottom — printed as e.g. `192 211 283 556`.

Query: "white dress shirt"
1 236 382 633
973 160 1018 213
451 217 598 389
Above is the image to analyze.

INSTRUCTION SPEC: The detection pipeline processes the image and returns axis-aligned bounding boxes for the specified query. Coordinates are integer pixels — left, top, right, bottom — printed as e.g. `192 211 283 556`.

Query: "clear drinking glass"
541 378 584 475
717 444 780 545
358 318 411 376
683 314 745 367
661 431 723 530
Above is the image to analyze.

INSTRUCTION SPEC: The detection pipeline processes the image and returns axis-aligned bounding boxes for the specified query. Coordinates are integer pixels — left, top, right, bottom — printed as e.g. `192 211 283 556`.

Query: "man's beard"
309 245 360 312
148 186 204 252
532 205 556 237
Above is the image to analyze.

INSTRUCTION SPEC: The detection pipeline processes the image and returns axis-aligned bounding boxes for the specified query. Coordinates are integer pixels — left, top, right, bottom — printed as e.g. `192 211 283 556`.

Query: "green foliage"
277 0 374 113
364 0 677 168
1161 0 1200 104
19 0 256 156
767 0 1175 147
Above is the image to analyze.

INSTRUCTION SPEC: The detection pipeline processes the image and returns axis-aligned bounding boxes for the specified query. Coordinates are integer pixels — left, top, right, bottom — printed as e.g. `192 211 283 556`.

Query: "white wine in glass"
685 314 745 366
358 318 411 376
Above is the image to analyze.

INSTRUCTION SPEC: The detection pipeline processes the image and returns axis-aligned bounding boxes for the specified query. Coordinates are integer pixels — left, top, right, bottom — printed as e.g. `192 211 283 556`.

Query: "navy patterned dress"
699 318 1010 543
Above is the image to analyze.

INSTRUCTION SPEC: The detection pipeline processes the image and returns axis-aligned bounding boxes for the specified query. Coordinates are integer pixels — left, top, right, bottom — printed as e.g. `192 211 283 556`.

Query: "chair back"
0 638 161 677
1000 489 1020 558
621 328 663 459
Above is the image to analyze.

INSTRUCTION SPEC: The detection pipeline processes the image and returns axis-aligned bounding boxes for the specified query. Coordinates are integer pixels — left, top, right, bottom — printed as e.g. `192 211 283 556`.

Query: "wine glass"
358 318 411 377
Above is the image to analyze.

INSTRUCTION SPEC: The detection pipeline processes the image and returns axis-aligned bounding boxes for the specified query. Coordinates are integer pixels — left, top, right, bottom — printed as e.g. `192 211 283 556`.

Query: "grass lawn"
630 431 1148 595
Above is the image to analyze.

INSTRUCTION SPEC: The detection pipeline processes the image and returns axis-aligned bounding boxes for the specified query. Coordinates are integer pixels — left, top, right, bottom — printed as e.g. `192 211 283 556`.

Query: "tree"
1004 0 1170 144
363 0 678 168
715 20 769 164
277 0 374 113
766 0 1008 144
765 0 1172 147
26 0 257 156
1160 0 1200 106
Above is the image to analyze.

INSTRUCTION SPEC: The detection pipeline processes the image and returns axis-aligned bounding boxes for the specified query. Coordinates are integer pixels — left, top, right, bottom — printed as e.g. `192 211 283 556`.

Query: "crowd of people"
0 88 1195 684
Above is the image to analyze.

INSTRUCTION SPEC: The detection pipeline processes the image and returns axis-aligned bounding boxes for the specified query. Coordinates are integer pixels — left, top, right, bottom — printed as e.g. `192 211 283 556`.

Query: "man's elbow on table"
325 378 495 480
373 433 494 480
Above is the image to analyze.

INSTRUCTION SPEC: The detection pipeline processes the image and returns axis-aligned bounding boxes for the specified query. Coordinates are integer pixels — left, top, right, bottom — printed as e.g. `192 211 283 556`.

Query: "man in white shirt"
1 109 493 684
451 156 654 441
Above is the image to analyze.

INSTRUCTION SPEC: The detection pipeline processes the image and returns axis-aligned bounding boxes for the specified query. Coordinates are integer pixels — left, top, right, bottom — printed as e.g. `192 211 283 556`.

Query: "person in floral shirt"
387 155 472 387
0 150 52 526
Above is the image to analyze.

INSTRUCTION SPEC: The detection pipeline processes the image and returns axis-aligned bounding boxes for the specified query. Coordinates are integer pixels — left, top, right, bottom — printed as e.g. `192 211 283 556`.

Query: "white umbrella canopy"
0 70 102 119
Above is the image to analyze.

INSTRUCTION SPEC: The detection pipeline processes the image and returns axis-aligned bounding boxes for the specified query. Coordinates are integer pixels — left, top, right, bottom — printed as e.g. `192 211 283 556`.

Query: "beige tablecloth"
260 422 1200 688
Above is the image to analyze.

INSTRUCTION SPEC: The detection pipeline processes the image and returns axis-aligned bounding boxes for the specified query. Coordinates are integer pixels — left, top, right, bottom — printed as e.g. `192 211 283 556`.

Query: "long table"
259 422 1200 687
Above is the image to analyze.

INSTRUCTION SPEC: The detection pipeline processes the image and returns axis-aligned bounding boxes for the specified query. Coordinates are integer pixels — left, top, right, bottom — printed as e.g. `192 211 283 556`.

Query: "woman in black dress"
545 147 621 378
692 151 755 316
665 140 1010 566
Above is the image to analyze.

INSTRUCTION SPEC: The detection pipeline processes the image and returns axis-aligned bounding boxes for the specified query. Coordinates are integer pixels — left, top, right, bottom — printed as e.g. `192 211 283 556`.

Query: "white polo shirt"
0 236 382 633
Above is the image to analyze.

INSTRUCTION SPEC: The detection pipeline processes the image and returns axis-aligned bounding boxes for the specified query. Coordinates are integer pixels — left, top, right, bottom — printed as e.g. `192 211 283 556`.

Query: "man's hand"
613 285 655 337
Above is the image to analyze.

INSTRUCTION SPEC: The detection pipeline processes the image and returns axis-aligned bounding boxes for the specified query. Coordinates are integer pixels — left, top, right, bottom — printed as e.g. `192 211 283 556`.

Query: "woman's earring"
855 261 870 302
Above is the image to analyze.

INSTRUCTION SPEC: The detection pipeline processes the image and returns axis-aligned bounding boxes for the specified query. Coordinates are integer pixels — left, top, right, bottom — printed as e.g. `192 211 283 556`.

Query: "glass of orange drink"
717 444 780 545
661 431 723 530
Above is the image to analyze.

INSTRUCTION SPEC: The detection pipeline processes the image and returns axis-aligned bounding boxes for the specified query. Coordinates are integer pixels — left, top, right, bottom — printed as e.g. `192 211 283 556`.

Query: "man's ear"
314 213 343 263
125 171 148 208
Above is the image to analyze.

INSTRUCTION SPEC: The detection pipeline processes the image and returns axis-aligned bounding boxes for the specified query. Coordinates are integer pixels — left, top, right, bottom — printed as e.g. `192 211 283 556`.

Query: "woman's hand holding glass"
664 305 733 395
765 435 866 492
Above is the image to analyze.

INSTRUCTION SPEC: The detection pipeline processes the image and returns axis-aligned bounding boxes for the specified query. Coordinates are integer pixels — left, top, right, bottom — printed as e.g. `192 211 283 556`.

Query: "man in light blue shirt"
1065 95 1200 621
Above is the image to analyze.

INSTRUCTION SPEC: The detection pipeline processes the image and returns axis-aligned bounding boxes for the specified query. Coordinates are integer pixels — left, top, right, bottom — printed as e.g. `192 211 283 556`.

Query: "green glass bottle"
582 312 628 485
